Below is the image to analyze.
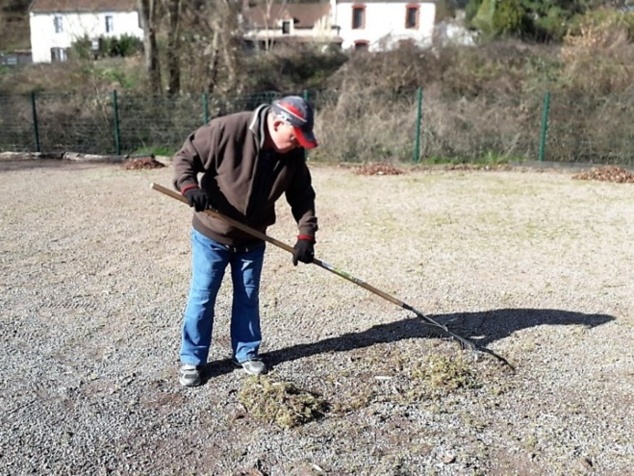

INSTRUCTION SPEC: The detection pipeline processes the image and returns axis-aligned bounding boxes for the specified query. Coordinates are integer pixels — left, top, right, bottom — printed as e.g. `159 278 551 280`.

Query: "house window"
53 15 63 33
282 20 290 34
354 40 369 51
352 5 365 30
105 15 114 33
405 6 419 29
50 47 68 62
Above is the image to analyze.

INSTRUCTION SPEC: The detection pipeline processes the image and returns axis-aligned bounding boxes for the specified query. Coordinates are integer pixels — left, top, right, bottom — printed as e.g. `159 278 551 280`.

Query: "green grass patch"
131 146 175 157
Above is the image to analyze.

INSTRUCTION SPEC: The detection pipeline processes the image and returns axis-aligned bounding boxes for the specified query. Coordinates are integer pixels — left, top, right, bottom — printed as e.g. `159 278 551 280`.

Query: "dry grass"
412 353 479 391
238 376 328 429
3 40 634 164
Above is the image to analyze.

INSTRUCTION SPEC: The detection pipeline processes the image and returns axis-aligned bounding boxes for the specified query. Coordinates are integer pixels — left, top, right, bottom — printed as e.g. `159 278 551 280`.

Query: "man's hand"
292 236 315 266
183 187 214 212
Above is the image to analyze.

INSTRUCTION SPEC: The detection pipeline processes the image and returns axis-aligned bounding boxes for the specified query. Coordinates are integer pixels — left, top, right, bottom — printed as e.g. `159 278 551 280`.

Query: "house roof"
29 0 138 13
243 3 331 29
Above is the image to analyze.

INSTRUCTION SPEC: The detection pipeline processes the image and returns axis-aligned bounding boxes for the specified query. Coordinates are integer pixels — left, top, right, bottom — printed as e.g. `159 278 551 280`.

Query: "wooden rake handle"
151 182 478 351
151 182 295 254
150 182 405 308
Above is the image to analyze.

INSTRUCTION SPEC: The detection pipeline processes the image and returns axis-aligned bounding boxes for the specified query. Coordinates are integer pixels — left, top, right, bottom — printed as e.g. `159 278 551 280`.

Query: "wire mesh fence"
116 93 201 155
313 89 421 163
419 89 544 163
547 91 634 164
1 89 633 165
37 93 114 154
0 94 35 153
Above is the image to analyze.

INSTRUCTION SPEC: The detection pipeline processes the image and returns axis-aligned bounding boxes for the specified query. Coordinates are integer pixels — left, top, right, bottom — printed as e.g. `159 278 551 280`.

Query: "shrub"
70 35 93 60
567 8 634 44
492 0 524 35
102 34 143 57
70 34 143 60
471 0 527 38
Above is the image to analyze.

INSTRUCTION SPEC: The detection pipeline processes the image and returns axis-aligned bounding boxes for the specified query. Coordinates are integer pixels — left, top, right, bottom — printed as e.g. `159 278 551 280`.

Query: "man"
172 96 319 387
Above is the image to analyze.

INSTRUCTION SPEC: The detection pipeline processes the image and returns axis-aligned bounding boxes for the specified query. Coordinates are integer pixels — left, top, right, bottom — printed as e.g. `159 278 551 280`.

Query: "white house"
241 0 437 52
28 0 438 63
241 3 342 49
331 0 436 51
29 0 143 63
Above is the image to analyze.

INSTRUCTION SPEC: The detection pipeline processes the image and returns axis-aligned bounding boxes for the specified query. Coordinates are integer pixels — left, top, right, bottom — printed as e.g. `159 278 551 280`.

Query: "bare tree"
209 0 241 94
138 0 162 96
181 0 243 95
258 0 289 51
164 0 182 96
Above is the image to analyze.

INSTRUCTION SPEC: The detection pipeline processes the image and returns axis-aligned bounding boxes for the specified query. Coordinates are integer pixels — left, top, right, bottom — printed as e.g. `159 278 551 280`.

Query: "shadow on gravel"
201 309 614 380
438 308 614 348
202 359 238 383
267 308 614 365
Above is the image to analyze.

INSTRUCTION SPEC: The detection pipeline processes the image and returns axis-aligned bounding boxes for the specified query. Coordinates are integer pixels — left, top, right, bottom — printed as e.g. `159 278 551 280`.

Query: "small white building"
332 0 437 51
29 0 143 63
241 0 437 52
242 3 342 49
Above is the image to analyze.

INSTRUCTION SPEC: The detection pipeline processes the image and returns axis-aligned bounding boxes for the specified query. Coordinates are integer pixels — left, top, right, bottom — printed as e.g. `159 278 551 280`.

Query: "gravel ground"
1 159 632 476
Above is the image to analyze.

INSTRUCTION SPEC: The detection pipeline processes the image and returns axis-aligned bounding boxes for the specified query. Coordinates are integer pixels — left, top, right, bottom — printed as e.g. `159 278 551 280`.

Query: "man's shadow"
203 308 614 381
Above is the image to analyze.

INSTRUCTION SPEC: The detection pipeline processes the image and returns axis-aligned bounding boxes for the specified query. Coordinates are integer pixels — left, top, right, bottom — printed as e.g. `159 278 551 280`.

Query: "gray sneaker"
233 357 267 375
179 364 203 387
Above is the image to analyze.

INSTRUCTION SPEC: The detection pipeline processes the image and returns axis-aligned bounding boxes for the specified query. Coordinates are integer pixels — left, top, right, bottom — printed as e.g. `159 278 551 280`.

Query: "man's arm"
172 124 218 192
285 160 318 240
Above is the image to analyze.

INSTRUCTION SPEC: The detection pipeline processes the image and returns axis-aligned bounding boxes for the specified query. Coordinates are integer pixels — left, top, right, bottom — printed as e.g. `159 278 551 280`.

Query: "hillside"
0 0 31 51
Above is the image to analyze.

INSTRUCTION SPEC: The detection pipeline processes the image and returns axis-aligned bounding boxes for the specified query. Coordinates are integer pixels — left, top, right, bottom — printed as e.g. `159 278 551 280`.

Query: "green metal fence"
1 89 633 165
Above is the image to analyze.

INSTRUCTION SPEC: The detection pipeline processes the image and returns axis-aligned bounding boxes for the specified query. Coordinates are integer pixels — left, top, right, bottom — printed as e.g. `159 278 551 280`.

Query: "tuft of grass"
329 387 375 415
412 353 480 392
238 376 329 429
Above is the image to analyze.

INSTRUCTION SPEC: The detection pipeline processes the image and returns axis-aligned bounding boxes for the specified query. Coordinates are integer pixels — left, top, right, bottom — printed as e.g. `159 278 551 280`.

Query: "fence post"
413 88 423 163
202 92 209 124
112 90 121 155
538 91 551 162
30 91 41 153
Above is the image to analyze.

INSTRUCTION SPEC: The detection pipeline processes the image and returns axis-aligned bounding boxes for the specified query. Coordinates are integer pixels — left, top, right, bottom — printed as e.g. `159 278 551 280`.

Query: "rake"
151 182 477 351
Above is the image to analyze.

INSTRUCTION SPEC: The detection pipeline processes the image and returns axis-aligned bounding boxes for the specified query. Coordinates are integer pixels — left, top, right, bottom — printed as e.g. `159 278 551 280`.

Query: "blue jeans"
180 228 265 366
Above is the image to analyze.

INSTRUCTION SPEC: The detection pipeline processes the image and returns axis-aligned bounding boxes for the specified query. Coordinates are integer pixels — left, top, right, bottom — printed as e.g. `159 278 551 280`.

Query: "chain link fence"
546 91 634 164
1 89 633 165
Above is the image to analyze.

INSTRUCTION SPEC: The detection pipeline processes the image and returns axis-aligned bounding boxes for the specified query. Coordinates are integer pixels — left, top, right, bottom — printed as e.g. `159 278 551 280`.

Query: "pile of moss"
414 354 480 391
238 376 329 429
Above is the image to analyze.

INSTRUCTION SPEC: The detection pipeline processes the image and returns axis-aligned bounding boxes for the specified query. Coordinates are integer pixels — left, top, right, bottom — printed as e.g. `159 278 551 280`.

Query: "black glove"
292 237 315 266
183 187 214 212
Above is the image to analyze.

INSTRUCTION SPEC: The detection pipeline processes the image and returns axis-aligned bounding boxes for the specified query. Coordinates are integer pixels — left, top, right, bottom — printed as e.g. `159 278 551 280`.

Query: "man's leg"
180 229 229 367
230 243 265 366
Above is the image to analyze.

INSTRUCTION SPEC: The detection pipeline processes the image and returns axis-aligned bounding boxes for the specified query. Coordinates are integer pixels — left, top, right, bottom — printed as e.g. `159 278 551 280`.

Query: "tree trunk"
206 30 221 95
165 0 182 96
138 0 162 96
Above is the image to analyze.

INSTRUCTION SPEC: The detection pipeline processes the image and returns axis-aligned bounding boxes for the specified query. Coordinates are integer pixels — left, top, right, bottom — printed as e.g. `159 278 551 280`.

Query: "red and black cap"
271 96 318 149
